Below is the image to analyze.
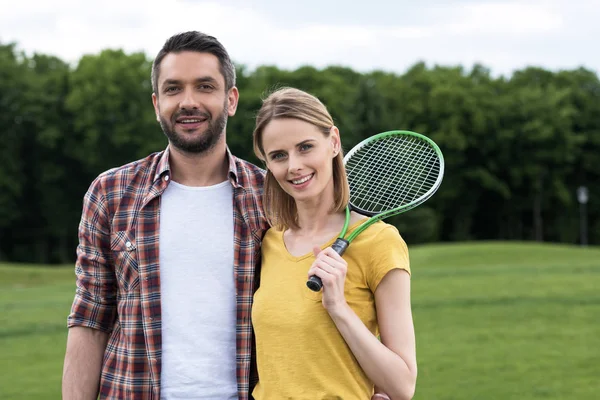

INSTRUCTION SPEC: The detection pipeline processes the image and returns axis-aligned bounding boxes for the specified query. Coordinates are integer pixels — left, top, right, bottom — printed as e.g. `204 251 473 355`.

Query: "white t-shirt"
159 179 237 399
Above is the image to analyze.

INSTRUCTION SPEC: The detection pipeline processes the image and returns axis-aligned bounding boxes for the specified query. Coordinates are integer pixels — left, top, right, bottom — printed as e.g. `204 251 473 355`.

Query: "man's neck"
168 142 229 187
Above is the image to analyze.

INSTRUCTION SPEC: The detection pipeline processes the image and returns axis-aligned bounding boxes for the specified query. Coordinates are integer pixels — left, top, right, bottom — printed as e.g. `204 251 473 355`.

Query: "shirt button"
125 241 132 248
164 175 170 181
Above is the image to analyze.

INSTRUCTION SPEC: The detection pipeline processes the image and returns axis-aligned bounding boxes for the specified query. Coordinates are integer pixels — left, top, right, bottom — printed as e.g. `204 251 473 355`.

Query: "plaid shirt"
67 147 268 399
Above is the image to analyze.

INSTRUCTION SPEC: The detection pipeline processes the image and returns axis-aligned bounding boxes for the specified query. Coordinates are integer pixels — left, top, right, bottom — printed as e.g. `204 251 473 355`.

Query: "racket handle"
306 275 323 292
331 238 349 256
306 238 349 292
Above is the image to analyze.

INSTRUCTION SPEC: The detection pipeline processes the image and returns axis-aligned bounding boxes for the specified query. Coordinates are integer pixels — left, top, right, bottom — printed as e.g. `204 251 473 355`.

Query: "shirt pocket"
303 284 324 302
110 230 140 292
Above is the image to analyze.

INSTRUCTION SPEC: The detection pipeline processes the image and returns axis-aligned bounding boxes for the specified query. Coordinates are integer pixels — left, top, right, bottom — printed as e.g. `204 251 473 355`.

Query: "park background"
1 0 599 399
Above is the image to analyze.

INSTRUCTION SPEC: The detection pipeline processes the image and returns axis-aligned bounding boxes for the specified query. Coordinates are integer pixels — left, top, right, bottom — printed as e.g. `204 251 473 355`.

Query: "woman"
251 87 417 399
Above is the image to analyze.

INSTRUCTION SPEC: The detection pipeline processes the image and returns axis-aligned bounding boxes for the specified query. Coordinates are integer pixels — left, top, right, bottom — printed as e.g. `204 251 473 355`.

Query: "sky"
0 0 598 78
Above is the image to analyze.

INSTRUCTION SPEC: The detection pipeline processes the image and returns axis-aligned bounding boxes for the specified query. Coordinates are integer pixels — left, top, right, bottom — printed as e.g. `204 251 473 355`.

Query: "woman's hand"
307 246 349 315
371 394 391 400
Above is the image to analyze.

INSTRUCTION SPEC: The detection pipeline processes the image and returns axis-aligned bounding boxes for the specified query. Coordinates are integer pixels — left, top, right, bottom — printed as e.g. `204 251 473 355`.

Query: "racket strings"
365 138 439 208
346 135 441 213
362 138 439 208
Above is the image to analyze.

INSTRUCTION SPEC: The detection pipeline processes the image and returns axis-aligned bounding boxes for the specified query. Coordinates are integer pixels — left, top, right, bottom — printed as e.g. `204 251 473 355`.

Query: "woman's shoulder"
264 225 284 241
346 219 410 281
261 227 293 260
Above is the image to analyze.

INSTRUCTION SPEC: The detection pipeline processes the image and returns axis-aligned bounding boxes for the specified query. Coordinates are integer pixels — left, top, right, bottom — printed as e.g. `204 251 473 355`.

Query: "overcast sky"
1 0 597 78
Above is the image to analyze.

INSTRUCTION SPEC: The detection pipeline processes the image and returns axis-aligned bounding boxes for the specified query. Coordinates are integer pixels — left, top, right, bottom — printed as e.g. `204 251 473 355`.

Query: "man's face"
152 51 238 154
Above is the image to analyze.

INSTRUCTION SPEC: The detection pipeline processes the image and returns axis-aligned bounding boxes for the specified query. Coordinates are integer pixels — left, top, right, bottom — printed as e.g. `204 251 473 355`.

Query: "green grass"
1 242 599 399
0 265 74 399
410 242 600 399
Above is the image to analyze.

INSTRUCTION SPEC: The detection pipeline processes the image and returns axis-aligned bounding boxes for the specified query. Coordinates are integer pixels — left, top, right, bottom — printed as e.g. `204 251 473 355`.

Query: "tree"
66 49 163 175
0 44 28 260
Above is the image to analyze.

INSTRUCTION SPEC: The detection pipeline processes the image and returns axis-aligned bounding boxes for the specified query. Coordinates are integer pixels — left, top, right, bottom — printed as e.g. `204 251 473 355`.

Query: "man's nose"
180 88 199 109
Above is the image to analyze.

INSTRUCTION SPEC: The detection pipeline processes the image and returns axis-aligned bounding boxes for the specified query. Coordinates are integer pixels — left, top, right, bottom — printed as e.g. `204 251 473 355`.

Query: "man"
62 31 268 399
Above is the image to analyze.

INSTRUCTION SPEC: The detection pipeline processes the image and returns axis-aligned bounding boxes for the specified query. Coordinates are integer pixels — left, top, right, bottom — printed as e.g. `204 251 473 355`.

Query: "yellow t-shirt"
252 220 410 399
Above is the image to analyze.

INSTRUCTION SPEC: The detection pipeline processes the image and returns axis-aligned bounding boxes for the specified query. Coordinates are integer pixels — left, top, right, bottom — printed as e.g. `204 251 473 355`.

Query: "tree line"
1 42 598 264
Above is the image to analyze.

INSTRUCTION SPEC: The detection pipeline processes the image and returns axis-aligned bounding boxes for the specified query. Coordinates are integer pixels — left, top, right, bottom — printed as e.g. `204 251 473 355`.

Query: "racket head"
343 130 445 219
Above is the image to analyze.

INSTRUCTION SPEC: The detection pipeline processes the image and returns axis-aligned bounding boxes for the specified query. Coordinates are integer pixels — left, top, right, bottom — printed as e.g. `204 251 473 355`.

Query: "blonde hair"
253 87 350 230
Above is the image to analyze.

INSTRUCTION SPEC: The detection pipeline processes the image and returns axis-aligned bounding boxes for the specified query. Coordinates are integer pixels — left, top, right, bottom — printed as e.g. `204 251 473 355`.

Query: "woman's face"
261 118 340 205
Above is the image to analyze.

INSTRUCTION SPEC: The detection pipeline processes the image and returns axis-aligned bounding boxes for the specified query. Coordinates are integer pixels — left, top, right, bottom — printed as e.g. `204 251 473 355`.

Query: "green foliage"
0 44 27 233
390 207 440 243
66 49 164 171
0 41 599 262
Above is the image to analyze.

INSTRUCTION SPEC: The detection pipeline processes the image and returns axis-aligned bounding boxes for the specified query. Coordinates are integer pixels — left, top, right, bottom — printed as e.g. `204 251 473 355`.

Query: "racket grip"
331 238 349 256
306 238 350 292
306 275 323 292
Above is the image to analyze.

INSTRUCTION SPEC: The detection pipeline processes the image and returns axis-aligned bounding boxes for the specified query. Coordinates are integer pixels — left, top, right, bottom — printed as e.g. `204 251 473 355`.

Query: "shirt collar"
154 145 241 188
153 146 171 183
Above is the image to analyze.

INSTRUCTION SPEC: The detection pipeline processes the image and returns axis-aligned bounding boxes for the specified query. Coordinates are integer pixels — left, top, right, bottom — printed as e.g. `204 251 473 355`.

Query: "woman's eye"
299 144 313 151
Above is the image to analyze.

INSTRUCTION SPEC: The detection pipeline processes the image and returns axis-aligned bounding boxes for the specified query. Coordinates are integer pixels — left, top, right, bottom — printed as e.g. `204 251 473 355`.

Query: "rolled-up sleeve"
67 176 116 333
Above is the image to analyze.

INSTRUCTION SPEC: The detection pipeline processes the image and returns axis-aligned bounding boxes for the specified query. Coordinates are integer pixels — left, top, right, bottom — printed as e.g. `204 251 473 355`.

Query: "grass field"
1 241 599 399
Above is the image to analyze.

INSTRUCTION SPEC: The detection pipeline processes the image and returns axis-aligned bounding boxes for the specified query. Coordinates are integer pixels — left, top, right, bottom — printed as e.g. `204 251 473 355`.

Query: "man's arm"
62 327 109 399
63 176 117 399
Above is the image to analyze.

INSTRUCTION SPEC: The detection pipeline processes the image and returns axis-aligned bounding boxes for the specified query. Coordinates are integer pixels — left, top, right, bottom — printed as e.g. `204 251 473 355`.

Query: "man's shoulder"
232 156 269 230
233 156 266 193
89 151 164 196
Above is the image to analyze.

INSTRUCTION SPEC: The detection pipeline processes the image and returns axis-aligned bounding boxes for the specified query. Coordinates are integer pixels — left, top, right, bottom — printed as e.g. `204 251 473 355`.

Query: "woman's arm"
330 269 416 399
309 248 417 400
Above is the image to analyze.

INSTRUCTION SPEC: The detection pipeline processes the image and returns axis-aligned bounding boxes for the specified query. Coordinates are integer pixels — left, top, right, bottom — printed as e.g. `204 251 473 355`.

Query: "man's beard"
159 102 228 154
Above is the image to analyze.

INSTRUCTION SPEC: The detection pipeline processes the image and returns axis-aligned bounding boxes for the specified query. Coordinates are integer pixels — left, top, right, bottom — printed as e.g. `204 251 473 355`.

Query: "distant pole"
577 186 588 247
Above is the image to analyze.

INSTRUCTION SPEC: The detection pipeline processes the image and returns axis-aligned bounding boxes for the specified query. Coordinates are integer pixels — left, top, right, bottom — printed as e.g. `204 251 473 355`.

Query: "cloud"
443 2 564 36
0 0 597 77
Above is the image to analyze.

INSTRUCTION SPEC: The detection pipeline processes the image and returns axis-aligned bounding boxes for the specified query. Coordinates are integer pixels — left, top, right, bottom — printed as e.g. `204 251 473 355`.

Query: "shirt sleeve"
67 176 117 333
366 224 410 293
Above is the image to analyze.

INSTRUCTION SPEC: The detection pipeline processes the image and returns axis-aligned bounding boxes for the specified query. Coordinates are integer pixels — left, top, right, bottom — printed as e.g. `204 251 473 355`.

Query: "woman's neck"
293 190 343 236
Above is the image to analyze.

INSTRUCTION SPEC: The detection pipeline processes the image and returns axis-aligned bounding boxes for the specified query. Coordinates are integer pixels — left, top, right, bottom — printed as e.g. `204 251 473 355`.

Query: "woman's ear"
330 126 341 156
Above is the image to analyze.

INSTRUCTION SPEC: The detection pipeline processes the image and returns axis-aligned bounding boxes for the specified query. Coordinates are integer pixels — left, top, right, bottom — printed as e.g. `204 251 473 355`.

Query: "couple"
62 31 417 400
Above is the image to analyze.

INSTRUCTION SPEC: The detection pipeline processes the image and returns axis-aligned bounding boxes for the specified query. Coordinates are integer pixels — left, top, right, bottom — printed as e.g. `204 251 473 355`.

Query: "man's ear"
152 93 160 122
227 86 239 117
